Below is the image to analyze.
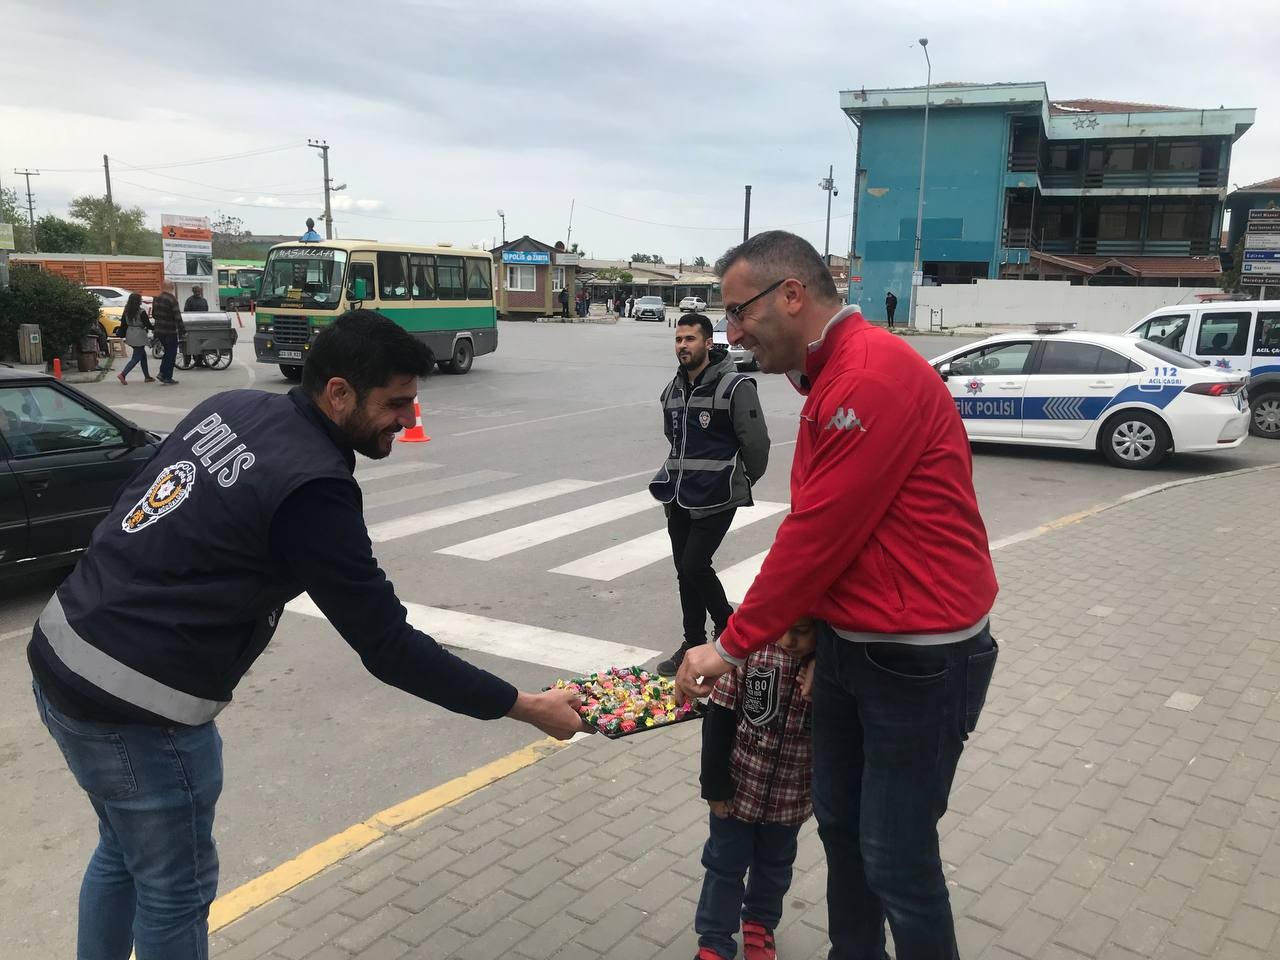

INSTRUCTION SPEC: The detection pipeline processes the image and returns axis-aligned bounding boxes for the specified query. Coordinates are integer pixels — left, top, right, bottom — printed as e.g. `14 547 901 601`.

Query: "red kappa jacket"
717 308 998 662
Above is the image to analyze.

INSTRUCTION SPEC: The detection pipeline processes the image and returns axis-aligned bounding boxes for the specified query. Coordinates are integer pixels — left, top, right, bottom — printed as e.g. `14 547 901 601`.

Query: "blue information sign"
502 250 551 264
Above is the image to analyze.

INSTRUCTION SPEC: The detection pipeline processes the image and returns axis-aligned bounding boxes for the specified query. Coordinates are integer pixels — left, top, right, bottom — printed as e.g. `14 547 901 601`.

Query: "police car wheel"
1101 411 1169 469
1248 393 1280 439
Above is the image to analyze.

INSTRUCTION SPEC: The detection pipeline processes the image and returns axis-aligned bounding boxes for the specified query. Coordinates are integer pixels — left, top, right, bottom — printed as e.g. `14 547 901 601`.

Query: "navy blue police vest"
31 389 355 725
649 368 752 510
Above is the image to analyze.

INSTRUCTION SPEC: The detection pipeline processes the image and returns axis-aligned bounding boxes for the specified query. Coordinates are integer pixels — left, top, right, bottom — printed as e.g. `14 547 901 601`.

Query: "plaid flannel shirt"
707 642 813 825
150 292 185 338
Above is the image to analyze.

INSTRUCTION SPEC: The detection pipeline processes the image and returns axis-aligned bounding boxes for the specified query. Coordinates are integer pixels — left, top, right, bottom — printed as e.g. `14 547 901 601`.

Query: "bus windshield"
258 247 348 309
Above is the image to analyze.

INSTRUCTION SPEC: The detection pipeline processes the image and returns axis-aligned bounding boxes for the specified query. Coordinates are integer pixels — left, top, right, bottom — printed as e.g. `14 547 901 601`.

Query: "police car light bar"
1033 321 1078 334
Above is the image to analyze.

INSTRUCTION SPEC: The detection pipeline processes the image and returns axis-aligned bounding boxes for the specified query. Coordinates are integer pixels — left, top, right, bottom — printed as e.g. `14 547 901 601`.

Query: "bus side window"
218 270 230 285
410 254 436 300
467 258 492 299
348 262 375 301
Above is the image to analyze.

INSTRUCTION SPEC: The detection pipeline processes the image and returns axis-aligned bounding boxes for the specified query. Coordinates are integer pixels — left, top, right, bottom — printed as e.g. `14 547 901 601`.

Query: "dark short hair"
303 309 431 401
676 313 713 339
714 230 839 302
306 217 315 229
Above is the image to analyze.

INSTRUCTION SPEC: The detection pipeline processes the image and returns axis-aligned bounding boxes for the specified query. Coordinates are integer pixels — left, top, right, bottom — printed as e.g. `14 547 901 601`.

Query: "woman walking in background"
116 292 155 385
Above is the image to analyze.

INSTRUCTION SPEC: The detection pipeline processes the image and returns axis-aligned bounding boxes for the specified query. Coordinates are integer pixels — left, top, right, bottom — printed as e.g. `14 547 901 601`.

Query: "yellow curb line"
207 736 566 934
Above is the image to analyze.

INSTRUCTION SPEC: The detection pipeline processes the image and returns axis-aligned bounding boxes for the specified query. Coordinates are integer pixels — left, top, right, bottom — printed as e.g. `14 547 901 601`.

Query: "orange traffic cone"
398 395 430 443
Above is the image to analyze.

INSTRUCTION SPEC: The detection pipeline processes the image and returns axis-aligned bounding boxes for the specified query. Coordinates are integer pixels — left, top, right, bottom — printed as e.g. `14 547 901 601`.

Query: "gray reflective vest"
649 368 752 510
30 389 355 725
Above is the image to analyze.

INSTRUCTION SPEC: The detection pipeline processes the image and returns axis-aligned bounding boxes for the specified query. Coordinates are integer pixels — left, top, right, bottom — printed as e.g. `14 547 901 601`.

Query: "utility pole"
908 38 932 331
566 198 575 248
819 164 837 260
14 169 39 253
308 139 337 239
743 185 752 242
103 154 118 255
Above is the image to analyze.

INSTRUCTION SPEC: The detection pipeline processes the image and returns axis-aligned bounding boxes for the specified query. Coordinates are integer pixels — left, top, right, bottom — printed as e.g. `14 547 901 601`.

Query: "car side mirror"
351 277 369 301
937 362 952 381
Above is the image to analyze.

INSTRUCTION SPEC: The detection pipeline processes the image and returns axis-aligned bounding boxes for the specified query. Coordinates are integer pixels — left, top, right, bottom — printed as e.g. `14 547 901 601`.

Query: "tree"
0 186 32 251
1220 235 1246 294
693 256 708 269
67 194 159 255
631 253 652 263
595 267 633 284
649 253 665 264
35 214 91 253
0 267 99 361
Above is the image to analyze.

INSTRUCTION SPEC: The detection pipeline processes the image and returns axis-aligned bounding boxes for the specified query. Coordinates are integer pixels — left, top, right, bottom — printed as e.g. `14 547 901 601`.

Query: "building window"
1039 202 1077 240
436 256 466 299
1154 141 1204 171
506 264 535 292
1047 144 1082 172
1096 202 1143 241
552 266 565 291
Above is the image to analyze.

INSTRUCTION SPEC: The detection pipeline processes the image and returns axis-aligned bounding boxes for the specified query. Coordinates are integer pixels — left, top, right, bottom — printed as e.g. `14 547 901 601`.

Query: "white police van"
1124 301 1280 439
932 322 1249 469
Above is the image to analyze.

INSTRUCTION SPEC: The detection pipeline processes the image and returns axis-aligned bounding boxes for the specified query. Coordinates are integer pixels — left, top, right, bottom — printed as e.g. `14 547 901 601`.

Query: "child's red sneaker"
742 920 776 960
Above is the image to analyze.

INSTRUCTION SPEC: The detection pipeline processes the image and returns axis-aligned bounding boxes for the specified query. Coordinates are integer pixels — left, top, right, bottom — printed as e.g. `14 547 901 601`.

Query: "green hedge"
0 268 101 362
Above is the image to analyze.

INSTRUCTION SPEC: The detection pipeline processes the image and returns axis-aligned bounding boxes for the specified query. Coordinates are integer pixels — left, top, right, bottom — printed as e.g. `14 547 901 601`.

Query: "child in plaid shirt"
695 618 816 960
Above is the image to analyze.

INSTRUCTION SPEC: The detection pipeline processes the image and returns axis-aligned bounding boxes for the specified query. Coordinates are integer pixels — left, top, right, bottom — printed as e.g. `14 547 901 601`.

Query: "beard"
678 347 708 370
344 404 398 459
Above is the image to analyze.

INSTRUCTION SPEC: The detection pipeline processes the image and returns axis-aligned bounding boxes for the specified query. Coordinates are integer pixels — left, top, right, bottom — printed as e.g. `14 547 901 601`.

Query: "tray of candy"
551 666 703 739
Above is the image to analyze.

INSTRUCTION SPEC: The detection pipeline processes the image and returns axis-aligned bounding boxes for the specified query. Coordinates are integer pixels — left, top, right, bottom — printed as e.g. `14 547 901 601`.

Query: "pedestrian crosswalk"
352 462 785 590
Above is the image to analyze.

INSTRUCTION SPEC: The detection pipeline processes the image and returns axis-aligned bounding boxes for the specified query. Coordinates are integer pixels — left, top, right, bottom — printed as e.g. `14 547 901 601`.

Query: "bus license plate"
279 350 302 360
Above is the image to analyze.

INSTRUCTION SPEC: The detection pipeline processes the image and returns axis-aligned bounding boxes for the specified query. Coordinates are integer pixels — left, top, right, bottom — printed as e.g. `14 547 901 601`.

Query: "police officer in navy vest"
650 313 770 677
27 310 586 959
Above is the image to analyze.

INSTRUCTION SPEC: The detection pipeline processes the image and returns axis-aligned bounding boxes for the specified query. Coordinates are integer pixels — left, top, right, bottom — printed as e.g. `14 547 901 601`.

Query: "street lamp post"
819 164 838 261
908 37 931 331
497 209 506 245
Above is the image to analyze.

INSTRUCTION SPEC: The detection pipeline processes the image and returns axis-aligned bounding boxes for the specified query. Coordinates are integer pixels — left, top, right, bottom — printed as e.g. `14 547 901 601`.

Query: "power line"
38 142 305 174
112 160 316 197
113 179 321 211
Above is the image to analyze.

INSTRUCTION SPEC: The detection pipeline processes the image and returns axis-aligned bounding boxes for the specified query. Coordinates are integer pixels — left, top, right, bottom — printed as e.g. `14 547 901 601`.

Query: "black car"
0 365 163 578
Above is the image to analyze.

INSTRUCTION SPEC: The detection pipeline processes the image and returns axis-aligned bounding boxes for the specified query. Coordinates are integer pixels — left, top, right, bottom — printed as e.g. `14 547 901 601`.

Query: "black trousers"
666 504 736 646
886 304 896 326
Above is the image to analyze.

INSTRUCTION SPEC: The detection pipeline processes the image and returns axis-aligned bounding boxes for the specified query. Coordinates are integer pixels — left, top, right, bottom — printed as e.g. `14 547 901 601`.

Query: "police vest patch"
699 410 711 429
122 461 197 534
742 665 781 726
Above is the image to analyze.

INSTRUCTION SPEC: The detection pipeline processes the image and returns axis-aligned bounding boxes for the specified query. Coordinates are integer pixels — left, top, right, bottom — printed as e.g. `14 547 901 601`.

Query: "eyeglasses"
724 278 801 328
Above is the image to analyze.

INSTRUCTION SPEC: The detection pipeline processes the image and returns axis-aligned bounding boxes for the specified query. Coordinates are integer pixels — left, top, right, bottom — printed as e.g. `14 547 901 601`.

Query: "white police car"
932 323 1250 469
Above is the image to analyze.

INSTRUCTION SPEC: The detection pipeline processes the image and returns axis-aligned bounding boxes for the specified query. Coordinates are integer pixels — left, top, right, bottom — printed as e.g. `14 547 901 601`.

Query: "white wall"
913 280 1222 333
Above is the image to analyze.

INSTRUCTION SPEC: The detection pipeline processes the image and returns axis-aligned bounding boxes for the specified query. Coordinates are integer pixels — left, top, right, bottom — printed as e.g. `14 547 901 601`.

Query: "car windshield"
257 247 348 309
713 318 728 333
638 297 663 305
1134 340 1206 368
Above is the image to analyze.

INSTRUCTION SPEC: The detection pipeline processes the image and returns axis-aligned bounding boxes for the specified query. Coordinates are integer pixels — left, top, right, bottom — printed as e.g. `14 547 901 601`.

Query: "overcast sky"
3 0 1277 262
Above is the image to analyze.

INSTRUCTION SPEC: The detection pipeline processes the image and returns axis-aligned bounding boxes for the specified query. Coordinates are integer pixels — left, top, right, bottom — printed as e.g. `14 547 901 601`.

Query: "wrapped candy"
552 665 703 739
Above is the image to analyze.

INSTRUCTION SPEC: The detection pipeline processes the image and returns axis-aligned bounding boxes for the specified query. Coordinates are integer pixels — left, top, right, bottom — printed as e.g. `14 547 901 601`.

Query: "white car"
86 286 153 311
931 324 1250 469
680 296 707 313
713 317 756 370
634 296 667 322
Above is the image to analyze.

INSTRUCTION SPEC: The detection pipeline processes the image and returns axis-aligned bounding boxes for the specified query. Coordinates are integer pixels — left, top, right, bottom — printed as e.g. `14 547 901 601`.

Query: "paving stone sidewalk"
213 468 1280 960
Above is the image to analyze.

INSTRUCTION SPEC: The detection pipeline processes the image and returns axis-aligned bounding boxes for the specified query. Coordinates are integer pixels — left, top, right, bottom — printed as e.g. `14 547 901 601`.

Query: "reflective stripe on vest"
39 593 229 725
650 371 750 509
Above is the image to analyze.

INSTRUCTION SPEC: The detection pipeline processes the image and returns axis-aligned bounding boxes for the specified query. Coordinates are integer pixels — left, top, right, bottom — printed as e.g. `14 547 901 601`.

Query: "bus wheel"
280 364 303 382
442 338 474 375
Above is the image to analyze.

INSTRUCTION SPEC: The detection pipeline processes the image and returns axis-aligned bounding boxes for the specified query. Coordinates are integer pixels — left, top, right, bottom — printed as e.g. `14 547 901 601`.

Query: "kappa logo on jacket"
825 407 866 432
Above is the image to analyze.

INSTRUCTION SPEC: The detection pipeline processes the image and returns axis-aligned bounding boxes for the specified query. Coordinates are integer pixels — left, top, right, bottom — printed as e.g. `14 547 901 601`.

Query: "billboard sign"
161 214 213 281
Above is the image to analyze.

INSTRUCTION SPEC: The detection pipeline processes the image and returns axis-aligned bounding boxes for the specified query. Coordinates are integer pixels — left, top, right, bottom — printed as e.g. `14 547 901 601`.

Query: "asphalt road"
4 315 1279 955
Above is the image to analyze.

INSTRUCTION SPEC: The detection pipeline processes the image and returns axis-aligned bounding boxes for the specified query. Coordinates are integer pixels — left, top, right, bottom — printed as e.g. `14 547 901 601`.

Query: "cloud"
330 197 385 212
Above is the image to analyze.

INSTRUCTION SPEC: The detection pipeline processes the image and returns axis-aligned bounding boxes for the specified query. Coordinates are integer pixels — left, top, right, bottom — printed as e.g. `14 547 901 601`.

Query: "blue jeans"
812 625 997 960
120 345 150 379
695 813 802 959
33 681 223 960
158 334 179 381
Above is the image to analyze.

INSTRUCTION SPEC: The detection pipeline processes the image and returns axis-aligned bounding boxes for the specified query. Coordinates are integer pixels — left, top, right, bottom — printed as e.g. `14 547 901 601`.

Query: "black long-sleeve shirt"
30 394 518 725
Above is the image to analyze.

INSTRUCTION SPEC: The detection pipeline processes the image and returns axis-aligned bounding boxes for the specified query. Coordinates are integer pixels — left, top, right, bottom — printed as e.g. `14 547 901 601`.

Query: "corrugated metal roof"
1030 252 1221 278
1233 176 1280 194
1048 98 1189 116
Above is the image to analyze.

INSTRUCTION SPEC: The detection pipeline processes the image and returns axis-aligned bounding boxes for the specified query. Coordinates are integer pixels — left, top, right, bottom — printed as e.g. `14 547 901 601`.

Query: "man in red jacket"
677 231 999 960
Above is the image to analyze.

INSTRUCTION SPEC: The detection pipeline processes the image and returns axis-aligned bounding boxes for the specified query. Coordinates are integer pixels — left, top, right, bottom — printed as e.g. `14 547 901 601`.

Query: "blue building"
840 82 1255 320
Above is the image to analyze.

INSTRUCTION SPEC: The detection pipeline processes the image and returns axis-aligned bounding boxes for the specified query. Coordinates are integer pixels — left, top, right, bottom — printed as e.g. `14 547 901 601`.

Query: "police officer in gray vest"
650 313 769 676
27 310 586 959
